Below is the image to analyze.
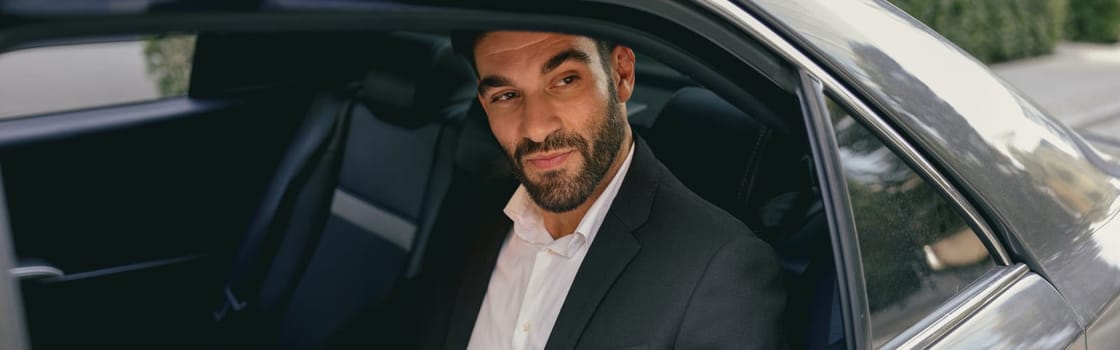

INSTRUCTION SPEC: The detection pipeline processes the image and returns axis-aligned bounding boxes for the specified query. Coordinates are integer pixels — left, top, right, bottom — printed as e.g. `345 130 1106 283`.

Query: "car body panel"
747 0 1120 328
1088 292 1120 348
930 272 1082 349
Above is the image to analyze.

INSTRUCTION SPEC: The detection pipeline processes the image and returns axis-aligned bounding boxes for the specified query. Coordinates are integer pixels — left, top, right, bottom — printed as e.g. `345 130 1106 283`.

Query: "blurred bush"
1067 0 1120 43
891 0 1068 64
144 35 196 97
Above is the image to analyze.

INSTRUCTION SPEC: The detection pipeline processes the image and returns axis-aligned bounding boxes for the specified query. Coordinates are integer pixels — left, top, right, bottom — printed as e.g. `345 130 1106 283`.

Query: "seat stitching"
738 127 770 206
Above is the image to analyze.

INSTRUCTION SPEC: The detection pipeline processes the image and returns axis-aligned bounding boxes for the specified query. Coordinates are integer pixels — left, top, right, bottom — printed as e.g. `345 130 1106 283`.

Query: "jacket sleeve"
675 234 786 349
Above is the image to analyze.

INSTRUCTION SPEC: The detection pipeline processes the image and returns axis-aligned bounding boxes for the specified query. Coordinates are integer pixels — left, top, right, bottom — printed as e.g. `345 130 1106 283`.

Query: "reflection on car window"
826 97 996 347
0 34 195 119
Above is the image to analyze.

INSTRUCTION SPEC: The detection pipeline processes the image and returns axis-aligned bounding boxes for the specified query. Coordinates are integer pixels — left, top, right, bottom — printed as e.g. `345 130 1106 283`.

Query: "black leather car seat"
212 33 476 350
641 87 842 350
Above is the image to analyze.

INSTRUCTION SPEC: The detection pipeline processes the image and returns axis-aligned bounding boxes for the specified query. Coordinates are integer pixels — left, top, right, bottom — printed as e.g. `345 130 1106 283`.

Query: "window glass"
0 35 195 119
826 97 996 347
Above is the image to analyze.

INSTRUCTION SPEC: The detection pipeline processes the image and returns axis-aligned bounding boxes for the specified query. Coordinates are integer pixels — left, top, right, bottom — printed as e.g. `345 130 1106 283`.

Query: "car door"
0 13 315 349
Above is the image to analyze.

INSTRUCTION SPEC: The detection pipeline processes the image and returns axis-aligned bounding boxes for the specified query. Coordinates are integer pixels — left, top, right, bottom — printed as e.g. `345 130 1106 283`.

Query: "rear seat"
276 33 475 350
642 87 841 350
212 33 476 350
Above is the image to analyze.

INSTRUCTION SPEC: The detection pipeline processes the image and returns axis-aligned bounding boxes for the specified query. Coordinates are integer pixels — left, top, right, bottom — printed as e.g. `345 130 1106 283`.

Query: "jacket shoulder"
649 165 754 234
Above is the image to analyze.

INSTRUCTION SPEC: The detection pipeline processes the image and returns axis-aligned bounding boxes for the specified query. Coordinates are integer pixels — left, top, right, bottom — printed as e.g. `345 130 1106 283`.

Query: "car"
0 0 1113 349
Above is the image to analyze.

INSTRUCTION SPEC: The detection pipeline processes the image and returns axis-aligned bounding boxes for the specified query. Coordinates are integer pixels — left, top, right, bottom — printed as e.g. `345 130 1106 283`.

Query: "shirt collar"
503 141 636 257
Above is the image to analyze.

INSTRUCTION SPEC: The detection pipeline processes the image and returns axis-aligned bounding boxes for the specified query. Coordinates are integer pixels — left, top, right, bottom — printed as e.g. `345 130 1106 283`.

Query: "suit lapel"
545 138 661 350
443 183 515 350
543 214 639 350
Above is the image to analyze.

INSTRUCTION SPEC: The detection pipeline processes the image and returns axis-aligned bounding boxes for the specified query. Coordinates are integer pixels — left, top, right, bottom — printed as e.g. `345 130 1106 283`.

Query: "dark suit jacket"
328 138 785 349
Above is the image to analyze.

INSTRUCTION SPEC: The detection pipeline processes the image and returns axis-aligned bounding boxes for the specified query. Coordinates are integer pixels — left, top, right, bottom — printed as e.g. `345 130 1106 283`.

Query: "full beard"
510 93 627 213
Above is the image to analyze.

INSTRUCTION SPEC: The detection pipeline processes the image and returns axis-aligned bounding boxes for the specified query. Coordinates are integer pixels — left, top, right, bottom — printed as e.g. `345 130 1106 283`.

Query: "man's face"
474 32 632 213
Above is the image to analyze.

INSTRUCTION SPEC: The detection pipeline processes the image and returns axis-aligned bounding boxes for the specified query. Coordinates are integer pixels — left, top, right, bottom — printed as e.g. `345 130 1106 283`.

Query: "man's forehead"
475 31 597 61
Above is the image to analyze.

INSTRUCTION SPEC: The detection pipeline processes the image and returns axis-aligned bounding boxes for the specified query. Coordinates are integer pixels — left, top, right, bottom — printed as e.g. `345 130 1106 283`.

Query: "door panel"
0 94 309 349
930 272 1082 349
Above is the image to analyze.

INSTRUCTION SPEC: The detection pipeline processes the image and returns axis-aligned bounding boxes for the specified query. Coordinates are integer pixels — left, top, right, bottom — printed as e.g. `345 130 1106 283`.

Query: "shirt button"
544 249 557 256
522 323 531 332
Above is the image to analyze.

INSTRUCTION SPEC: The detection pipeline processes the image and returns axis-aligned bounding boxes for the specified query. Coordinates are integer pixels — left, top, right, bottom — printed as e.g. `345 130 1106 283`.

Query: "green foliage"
891 0 1068 63
1067 0 1120 43
143 35 196 97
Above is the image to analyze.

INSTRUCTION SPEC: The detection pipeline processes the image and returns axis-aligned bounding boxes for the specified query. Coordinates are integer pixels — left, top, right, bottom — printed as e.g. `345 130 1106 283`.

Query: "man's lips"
524 150 574 171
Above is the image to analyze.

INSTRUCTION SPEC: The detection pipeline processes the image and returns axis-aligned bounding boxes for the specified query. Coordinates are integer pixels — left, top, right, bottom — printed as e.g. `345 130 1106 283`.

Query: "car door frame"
0 168 28 350
0 4 815 349
0 5 809 350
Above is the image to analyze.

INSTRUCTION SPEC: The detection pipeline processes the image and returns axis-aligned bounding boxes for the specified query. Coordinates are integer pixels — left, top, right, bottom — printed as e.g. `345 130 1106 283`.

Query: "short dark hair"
450 31 617 77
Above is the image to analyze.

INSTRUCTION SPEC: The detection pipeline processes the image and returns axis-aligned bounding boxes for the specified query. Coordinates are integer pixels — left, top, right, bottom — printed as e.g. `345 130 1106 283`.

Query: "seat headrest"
643 87 811 239
455 100 512 179
358 33 476 129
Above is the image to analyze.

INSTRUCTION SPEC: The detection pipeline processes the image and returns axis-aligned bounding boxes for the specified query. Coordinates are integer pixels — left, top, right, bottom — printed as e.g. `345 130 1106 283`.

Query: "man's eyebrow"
475 49 591 96
542 49 592 75
477 75 514 96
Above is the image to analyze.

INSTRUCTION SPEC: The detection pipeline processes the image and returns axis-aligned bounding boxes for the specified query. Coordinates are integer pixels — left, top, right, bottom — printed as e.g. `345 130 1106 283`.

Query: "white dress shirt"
467 142 636 350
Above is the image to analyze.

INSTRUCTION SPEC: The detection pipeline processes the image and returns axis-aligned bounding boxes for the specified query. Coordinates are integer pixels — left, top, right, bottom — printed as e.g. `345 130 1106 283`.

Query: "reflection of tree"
143 35 195 96
833 108 991 312
1012 144 1115 218
833 106 1000 346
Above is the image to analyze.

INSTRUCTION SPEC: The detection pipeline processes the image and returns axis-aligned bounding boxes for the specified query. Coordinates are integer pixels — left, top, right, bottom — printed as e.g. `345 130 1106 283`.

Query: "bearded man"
435 31 786 350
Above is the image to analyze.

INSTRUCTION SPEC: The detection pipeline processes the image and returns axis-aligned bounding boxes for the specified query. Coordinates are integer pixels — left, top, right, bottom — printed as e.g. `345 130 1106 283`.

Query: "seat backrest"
641 87 813 240
212 33 476 350
275 33 475 350
212 89 355 343
641 87 840 349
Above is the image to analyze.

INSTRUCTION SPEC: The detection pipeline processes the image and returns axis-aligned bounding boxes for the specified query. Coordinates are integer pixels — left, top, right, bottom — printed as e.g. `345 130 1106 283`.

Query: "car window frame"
808 79 1022 348
799 64 1020 349
691 0 1016 348
796 71 870 349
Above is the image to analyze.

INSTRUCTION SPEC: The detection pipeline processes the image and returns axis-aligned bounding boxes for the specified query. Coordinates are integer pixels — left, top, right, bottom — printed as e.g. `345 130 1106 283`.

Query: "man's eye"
556 75 578 87
492 91 519 103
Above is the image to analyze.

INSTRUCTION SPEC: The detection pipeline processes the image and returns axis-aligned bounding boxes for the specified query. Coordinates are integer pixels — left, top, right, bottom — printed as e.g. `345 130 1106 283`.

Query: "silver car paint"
929 272 1082 349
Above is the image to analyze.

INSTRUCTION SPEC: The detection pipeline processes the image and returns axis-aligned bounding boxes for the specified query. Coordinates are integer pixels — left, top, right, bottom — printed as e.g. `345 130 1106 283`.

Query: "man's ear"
611 46 637 103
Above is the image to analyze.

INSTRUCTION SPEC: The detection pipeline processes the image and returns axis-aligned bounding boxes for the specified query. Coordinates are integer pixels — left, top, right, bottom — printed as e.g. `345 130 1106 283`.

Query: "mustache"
514 131 589 163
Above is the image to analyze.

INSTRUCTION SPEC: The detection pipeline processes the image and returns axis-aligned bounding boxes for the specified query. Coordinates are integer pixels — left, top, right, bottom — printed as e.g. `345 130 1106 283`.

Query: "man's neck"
540 130 633 239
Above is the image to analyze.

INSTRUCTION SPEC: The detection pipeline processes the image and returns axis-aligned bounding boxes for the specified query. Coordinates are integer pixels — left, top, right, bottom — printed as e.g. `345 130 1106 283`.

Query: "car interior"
1 26 840 350
198 31 836 349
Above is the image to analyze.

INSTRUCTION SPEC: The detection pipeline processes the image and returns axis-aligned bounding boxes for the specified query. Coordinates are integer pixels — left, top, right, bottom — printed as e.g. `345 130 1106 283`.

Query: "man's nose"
520 97 562 143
